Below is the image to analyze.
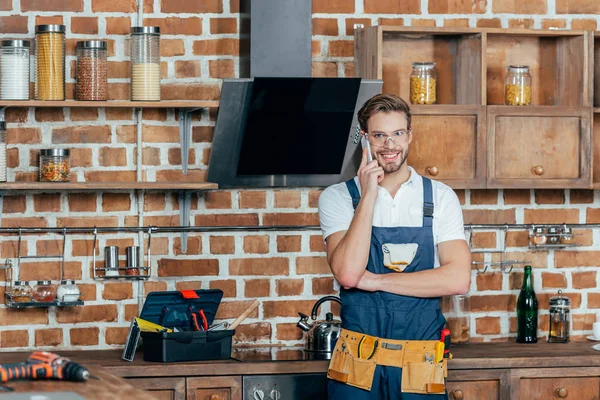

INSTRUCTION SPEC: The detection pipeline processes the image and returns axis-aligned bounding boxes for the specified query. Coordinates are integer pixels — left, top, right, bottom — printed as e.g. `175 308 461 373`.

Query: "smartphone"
361 135 373 162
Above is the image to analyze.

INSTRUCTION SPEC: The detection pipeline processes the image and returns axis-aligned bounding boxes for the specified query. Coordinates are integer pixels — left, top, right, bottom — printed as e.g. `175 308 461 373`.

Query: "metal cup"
104 246 119 276
126 246 140 276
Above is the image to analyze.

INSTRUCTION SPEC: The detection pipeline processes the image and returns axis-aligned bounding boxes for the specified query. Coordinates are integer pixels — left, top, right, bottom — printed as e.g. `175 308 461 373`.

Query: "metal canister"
126 246 140 276
104 246 120 276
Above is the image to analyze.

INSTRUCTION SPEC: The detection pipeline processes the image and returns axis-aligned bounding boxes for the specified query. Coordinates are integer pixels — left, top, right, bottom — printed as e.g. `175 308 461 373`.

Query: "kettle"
297 296 342 357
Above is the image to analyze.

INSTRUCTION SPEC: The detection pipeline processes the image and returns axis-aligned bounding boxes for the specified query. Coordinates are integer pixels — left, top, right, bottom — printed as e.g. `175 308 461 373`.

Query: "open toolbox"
137 289 234 363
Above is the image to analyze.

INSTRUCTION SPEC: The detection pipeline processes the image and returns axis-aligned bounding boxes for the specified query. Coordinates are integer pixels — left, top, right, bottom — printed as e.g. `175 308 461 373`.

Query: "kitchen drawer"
519 377 600 400
447 380 500 400
127 377 186 400
187 376 242 400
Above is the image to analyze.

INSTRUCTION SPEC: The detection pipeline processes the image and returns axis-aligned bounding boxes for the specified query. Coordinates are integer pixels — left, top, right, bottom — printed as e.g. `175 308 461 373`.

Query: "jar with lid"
441 294 470 344
57 280 80 302
0 121 6 183
530 226 547 246
410 62 437 105
548 290 570 343
10 280 32 303
0 40 30 100
504 65 532 106
547 227 561 245
39 149 70 182
76 41 108 101
130 26 161 101
33 280 56 302
560 225 573 245
35 24 66 101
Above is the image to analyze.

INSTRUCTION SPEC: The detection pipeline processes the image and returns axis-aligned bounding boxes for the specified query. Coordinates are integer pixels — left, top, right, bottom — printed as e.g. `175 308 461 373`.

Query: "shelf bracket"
178 190 192 254
0 191 4 228
178 108 200 175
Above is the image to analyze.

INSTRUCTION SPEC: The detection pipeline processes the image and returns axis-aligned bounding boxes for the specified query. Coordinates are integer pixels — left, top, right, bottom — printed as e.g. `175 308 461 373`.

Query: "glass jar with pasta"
39 149 70 182
504 65 532 106
410 62 437 105
35 24 66 101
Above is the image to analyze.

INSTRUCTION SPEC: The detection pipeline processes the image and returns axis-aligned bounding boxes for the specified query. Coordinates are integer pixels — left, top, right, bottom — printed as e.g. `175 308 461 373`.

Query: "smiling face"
365 110 412 174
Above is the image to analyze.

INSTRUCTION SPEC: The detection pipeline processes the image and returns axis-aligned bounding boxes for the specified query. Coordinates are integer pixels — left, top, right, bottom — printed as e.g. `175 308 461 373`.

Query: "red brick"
2 217 48 228
571 190 594 204
538 292 581 310
541 272 567 289
7 148 18 168
175 60 201 78
92 0 136 12
263 300 314 318
233 323 271 344
35 328 63 347
7 128 41 144
476 273 503 291
412 19 437 27
504 189 530 204
573 271 597 289
245 279 270 297
471 190 498 205
315 63 335 78
476 317 501 335
443 18 470 28
70 327 99 346
463 209 515 224
196 213 259 227
216 300 259 319
313 277 336 295
276 279 304 296
508 19 535 29
542 19 566 30
274 191 301 208
365 0 418 12
555 251 600 268
158 259 219 277
174 236 202 256
36 239 63 257
524 209 579 224
162 0 222 12
68 193 97 212
556 0 600 13
572 19 597 30
277 235 302 253
1 330 28 348
209 59 235 78
106 17 131 35
105 327 129 345
244 235 270 254
377 18 404 26
70 108 99 121
313 40 322 56
57 217 118 228
476 19 502 28
193 39 238 55
588 293 600 308
71 17 98 34
102 282 133 300
263 213 318 226
3 196 25 213
205 191 232 209
430 0 487 13
210 17 237 34
1 241 27 258
239 191 266 209
470 295 517 312
313 18 338 36
328 40 353 57
493 0 547 13
144 281 167 294
313 0 354 13
230 258 289 276
22 0 83 11
144 17 202 35
33 193 61 212
276 323 303 340
57 305 117 324
0 309 48 326
52 125 111 144
0 0 11 10
471 232 496 248
162 84 220 100
310 235 326 252
209 280 237 298
297 256 331 274
20 261 82 281
35 108 64 122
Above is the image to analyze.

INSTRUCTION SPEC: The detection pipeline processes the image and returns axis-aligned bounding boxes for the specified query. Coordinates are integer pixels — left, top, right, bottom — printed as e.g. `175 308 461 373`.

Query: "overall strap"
422 177 434 227
345 179 361 211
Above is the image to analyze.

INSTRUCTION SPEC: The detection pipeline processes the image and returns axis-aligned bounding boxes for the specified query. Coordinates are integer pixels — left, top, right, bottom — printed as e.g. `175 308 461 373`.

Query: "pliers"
190 309 209 331
357 336 378 360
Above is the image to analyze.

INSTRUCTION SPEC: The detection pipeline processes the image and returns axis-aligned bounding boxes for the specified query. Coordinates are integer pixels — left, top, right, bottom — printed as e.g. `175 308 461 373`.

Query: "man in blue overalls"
318 93 471 399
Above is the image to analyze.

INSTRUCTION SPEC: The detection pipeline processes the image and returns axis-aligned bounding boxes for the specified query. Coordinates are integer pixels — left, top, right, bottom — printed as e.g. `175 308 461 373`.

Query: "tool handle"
229 299 260 330
0 363 46 383
190 313 202 331
441 328 451 358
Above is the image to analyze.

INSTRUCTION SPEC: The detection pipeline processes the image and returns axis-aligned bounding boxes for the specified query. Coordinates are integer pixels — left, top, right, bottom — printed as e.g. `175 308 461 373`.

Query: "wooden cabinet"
519 377 599 400
186 376 242 400
127 377 186 400
487 106 591 188
409 106 486 188
446 369 509 400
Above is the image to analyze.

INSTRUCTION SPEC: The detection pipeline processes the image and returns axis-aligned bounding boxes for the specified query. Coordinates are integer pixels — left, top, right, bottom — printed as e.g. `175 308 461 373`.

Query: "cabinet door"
447 380 499 400
409 105 486 189
186 376 242 400
127 377 186 400
488 106 591 188
520 377 600 399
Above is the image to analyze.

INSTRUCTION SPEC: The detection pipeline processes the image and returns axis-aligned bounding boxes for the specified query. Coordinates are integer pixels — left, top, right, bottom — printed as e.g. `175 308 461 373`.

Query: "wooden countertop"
2 366 158 399
2 342 599 378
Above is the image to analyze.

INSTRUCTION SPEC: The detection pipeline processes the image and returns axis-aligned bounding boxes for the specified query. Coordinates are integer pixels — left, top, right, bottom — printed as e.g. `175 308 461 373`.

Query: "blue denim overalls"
328 177 447 399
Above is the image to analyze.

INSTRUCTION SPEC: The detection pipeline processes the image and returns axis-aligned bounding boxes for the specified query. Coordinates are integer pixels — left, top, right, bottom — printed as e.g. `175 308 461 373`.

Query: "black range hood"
207 0 382 188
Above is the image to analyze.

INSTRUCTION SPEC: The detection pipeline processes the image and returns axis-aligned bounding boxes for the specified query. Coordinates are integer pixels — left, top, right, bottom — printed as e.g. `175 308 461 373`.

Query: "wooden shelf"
0 100 220 108
0 182 218 191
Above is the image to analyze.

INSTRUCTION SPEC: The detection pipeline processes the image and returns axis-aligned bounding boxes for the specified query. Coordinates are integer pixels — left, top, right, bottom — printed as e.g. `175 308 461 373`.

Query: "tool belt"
327 328 448 394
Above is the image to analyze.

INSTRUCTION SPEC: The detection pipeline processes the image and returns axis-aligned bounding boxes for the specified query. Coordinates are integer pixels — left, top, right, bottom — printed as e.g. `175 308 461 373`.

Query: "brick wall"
0 0 599 351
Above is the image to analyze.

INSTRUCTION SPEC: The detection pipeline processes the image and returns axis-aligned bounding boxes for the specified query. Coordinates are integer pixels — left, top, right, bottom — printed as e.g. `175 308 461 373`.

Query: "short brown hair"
357 93 411 132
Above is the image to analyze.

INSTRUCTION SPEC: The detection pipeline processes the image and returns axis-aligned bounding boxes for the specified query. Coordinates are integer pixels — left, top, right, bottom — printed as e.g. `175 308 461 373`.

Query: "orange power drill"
0 351 91 385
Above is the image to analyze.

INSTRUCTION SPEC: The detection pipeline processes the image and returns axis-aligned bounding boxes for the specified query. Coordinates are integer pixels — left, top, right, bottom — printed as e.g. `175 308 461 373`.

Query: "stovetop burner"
232 347 331 362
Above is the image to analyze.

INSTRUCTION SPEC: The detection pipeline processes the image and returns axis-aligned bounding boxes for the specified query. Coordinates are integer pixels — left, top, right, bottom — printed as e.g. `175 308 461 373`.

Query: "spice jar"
10 280 32 303
0 40 30 100
504 65 532 106
76 40 108 101
57 280 80 302
410 62 437 105
442 295 470 344
0 121 6 183
530 226 547 246
33 280 56 302
548 290 570 343
547 227 560 245
126 246 140 276
130 26 161 101
560 226 573 245
39 149 70 182
35 24 66 101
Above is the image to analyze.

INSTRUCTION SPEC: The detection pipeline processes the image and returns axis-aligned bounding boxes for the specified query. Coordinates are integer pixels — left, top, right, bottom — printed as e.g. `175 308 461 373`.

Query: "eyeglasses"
367 129 412 147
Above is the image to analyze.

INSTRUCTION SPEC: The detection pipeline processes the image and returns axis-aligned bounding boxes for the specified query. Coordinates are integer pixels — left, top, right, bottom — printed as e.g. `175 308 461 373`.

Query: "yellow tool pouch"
327 329 448 394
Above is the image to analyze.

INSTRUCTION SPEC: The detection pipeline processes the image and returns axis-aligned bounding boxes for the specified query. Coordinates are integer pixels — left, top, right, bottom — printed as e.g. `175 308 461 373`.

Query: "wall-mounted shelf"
4 294 84 309
0 100 220 109
0 182 218 191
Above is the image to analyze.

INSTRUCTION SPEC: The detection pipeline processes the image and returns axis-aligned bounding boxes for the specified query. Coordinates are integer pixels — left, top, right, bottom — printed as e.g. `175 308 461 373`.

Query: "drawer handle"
210 394 221 400
452 389 464 400
427 166 439 176
532 165 544 176
556 387 568 398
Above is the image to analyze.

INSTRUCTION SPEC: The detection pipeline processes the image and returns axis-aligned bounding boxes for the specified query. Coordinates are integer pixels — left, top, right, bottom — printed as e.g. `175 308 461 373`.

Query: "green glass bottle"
517 265 538 343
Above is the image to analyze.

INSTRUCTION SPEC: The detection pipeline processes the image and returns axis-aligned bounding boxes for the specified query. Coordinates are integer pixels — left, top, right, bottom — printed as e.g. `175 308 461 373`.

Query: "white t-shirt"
318 167 466 286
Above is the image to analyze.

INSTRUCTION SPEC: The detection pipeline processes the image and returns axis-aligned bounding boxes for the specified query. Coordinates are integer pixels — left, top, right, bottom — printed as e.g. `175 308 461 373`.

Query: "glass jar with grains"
130 26 161 101
39 149 70 182
504 65 532 106
76 40 108 101
11 280 32 303
410 62 437 105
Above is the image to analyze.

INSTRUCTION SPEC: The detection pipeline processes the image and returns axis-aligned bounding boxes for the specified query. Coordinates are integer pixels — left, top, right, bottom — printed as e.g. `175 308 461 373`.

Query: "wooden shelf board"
410 104 484 115
0 100 220 108
0 182 218 190
378 26 586 37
